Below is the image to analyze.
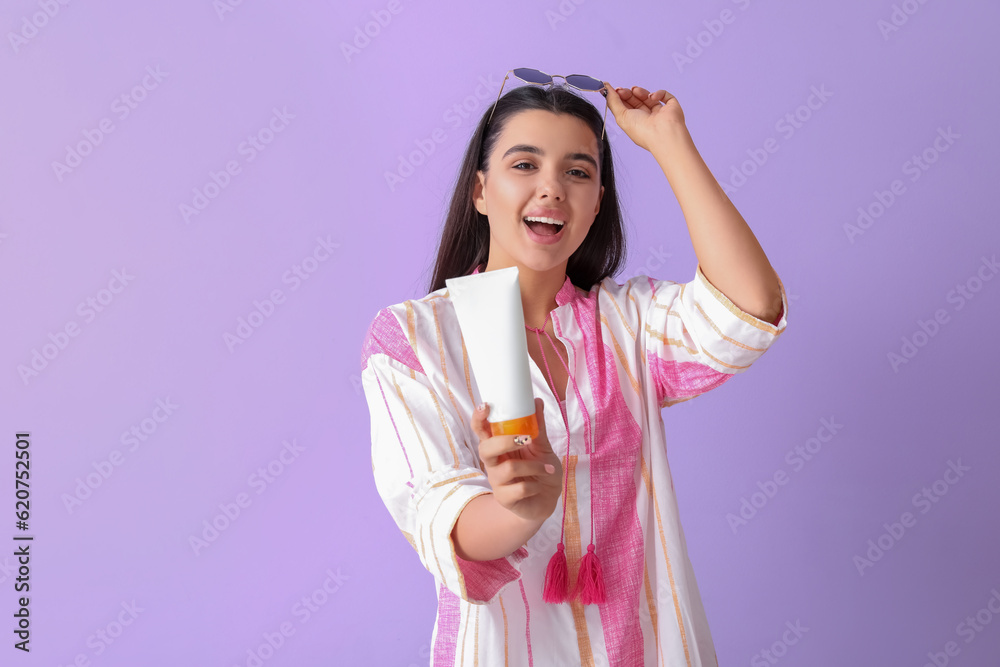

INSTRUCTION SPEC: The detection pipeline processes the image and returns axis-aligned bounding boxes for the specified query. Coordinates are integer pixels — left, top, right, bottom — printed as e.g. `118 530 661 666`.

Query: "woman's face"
474 109 604 273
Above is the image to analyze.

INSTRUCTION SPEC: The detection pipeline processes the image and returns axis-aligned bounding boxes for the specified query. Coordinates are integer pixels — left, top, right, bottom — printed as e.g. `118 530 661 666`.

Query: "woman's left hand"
603 83 686 152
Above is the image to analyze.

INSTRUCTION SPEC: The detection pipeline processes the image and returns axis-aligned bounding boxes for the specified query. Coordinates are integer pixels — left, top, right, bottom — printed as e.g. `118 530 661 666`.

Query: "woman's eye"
512 162 590 178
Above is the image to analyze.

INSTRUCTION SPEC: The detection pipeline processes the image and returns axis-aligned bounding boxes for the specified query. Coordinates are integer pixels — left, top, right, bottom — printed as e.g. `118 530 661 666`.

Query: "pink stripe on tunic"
361 307 424 374
434 584 462 666
373 371 415 481
647 354 732 403
642 274 734 403
363 308 424 481
519 579 534 667
565 291 646 667
454 546 528 603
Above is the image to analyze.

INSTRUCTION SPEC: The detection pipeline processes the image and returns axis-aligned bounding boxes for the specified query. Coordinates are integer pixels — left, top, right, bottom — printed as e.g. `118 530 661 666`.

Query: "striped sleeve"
639 264 789 408
361 307 526 604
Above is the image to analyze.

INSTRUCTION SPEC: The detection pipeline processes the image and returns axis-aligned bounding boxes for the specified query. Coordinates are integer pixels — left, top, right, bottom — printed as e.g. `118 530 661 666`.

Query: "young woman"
361 69 788 667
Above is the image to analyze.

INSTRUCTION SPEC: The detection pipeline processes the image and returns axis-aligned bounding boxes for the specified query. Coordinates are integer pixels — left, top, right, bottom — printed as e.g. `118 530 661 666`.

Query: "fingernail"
514 435 531 446
544 464 555 474
477 402 486 412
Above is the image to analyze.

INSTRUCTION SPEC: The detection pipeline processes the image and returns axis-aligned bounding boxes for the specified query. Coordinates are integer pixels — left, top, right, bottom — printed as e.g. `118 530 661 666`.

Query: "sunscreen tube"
446 266 539 439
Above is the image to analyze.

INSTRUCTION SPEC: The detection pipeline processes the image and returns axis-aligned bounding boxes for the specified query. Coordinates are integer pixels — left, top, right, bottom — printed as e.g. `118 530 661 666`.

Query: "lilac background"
1 0 998 665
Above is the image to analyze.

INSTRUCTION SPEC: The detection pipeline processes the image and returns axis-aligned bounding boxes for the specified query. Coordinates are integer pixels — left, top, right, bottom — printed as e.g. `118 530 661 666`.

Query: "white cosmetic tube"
446 266 539 439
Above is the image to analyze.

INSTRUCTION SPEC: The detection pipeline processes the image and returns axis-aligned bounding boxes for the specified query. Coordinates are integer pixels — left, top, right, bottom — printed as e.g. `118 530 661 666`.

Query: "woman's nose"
537 170 566 199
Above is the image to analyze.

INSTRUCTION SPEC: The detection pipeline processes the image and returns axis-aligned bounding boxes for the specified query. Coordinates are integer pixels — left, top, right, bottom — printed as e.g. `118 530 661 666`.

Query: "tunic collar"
470 263 582 307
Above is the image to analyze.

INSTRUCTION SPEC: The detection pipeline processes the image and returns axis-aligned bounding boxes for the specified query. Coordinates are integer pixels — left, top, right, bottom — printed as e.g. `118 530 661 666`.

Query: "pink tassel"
542 543 569 603
572 544 606 605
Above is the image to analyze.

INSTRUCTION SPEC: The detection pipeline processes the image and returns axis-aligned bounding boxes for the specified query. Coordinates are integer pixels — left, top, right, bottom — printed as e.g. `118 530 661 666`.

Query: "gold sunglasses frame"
485 68 610 141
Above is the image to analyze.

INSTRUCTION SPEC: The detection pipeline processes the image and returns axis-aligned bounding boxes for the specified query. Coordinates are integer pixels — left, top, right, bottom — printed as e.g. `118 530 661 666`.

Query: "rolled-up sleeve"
360 308 526 604
640 264 789 407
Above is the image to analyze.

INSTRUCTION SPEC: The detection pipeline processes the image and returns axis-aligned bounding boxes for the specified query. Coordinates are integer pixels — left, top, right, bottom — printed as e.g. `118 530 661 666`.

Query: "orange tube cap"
489 414 539 440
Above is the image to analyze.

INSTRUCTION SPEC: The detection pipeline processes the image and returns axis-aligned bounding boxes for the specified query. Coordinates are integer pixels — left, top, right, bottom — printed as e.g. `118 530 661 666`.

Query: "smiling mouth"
523 216 565 236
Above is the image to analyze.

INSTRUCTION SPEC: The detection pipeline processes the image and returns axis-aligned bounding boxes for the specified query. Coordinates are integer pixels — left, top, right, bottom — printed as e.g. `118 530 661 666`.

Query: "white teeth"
524 216 565 226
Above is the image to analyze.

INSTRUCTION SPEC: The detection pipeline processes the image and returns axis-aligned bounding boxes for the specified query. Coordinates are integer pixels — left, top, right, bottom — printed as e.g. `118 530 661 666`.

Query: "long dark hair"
426 84 627 294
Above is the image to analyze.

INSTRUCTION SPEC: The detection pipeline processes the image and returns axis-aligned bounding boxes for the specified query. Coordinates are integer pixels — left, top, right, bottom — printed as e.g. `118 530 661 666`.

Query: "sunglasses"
486 68 610 141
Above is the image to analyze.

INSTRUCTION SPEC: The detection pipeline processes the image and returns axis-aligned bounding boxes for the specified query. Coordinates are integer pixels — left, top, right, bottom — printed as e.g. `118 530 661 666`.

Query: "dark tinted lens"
565 75 603 91
513 68 552 84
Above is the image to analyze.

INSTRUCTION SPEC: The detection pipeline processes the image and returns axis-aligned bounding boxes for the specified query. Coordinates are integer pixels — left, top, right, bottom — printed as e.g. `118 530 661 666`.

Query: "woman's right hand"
471 398 563 523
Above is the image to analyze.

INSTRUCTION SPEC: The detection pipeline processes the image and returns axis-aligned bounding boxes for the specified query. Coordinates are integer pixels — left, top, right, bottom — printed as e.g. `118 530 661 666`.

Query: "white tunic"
361 264 789 666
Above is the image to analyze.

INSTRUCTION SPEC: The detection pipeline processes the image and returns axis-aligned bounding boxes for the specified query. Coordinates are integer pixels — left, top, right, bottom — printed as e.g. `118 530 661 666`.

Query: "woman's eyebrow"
501 144 598 170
